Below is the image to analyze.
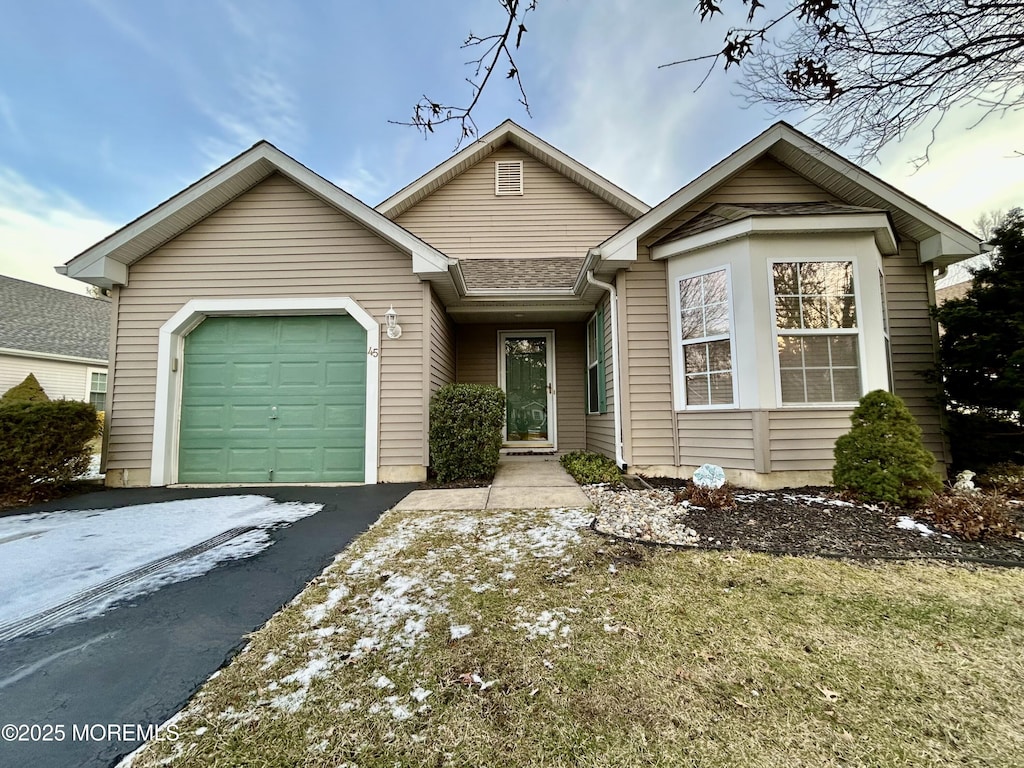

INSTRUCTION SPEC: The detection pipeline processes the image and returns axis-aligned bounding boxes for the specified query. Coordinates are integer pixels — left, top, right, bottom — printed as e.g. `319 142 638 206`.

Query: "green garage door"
178 315 366 483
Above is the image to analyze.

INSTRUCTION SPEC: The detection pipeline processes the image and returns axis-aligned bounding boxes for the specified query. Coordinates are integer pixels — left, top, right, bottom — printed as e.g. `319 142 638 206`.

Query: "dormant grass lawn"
127 506 1024 768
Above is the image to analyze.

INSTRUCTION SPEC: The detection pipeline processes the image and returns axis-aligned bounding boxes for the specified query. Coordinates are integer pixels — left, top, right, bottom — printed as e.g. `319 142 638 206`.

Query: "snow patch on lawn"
0 496 321 632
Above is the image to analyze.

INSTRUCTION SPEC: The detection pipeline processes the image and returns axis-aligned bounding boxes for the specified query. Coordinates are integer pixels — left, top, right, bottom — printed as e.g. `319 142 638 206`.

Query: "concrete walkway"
393 455 591 511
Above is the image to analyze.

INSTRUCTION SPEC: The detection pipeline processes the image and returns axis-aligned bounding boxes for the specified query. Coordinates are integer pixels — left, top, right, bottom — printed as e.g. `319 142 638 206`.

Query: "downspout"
585 256 626 471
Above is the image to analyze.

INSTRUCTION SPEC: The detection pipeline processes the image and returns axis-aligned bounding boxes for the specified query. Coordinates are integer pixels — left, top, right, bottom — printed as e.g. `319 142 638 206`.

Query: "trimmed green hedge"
429 384 506 483
559 450 622 485
832 390 941 507
0 400 99 495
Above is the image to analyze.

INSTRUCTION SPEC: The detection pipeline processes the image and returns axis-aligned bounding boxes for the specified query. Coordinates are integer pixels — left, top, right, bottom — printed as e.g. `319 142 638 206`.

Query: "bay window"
677 267 735 407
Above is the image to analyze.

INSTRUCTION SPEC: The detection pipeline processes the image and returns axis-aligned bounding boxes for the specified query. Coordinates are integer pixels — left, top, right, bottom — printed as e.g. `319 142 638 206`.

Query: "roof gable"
599 122 981 266
0 275 110 361
377 120 649 220
60 142 450 288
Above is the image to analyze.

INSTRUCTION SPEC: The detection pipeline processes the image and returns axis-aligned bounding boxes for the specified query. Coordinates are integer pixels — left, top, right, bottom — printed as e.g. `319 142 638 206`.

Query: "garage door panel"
179 315 367 483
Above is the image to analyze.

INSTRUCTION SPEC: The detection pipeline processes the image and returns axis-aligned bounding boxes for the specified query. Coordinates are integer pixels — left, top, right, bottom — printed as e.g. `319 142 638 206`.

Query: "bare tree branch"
390 0 538 149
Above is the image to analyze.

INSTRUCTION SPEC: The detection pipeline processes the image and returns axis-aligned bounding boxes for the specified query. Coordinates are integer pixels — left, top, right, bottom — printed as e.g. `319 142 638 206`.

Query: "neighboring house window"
771 260 860 404
586 309 606 414
88 369 107 410
495 160 523 195
677 267 735 407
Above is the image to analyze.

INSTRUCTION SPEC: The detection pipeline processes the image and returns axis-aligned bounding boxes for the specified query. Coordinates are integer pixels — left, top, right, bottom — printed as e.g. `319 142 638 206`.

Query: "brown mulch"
641 478 1024 564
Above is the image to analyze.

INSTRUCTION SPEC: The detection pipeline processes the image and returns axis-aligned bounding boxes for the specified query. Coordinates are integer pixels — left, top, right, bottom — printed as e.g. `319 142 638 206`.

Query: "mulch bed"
632 478 1024 564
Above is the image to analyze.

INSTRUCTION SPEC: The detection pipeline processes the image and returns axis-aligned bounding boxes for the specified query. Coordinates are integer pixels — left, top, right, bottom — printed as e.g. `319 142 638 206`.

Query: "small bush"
429 384 506 483
559 450 622 485
923 491 1020 542
1 373 50 404
0 400 99 496
674 483 736 510
833 390 942 507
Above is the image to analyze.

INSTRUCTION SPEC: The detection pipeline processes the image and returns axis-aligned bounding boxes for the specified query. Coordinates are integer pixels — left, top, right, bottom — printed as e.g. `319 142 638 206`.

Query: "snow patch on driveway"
0 496 320 632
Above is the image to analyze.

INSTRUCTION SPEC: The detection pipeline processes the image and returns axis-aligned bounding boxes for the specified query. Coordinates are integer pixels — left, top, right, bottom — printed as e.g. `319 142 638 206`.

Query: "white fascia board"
919 231 981 264
61 257 129 288
0 347 107 366
651 214 898 260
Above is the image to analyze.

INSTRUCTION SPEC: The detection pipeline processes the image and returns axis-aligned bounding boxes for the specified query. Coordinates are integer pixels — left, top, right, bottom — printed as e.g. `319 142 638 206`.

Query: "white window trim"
670 264 738 411
151 297 380 486
767 257 865 408
494 160 524 196
85 366 108 410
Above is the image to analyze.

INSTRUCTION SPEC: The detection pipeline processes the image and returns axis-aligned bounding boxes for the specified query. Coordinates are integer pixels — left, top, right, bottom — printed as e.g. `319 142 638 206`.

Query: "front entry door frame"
498 329 557 449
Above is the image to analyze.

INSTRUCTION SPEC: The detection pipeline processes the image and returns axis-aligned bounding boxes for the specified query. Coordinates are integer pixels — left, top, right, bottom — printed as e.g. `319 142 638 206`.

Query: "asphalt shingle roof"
459 257 585 291
658 202 886 244
0 275 110 361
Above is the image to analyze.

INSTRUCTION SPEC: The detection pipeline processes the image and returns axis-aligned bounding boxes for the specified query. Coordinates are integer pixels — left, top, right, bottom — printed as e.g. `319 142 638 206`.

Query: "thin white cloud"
0 169 115 294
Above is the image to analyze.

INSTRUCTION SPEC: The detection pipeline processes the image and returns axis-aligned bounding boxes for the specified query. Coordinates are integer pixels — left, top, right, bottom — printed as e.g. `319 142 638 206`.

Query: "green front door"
500 331 556 447
178 315 366 483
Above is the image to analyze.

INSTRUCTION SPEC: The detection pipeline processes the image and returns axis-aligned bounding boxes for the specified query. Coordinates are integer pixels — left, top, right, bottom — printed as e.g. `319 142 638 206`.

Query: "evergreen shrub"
832 389 941 506
0 400 99 495
429 384 506 483
1 373 50 404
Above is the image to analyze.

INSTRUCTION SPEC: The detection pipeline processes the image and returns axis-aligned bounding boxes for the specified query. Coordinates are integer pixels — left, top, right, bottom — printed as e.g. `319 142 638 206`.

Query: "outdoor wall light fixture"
385 305 402 339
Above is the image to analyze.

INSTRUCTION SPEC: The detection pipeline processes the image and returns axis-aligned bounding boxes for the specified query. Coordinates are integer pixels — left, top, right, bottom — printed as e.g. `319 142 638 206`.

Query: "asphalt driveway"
0 483 416 768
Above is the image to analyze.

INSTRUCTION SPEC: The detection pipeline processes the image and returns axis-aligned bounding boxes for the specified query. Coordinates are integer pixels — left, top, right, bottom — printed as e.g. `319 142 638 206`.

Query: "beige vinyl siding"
455 322 586 451
647 157 838 244
428 286 455 396
884 242 947 463
585 294 615 459
766 409 850 472
0 353 99 402
395 146 631 260
677 410 755 470
622 246 675 466
106 173 426 477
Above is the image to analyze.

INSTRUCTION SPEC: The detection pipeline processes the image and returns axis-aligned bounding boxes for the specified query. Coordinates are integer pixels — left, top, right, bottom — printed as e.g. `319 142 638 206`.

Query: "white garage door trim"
152 297 380 486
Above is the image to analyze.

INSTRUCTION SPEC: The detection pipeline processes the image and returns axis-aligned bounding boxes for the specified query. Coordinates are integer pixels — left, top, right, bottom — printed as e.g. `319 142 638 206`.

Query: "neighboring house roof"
598 121 981 268
376 120 650 220
0 275 110 362
59 142 452 289
459 258 585 291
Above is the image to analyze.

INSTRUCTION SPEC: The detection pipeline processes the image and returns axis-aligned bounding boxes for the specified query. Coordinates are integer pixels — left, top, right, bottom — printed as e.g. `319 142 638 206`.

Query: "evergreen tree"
0 373 50 405
935 208 1024 426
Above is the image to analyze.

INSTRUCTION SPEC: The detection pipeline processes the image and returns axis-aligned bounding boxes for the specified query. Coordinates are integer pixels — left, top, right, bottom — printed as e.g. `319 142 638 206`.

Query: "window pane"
780 370 805 403
707 340 731 372
823 261 854 295
91 371 107 392
772 263 799 295
777 335 803 368
702 270 728 304
830 335 858 367
832 369 860 401
588 366 600 412
800 296 829 329
587 318 598 364
679 276 703 311
802 336 830 367
686 375 710 406
775 297 801 329
709 373 733 405
704 301 729 336
805 369 833 402
680 308 704 340
829 295 857 328
684 343 708 375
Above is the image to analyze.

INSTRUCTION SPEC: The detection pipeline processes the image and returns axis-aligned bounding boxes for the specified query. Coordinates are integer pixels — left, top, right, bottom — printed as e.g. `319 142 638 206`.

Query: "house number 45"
367 346 380 358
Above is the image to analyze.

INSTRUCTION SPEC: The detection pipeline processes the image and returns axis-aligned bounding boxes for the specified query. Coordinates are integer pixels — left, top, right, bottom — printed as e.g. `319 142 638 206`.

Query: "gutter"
585 253 626 471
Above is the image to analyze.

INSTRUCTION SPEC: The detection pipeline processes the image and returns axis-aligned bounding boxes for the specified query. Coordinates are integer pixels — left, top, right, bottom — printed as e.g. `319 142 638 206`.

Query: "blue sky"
2 0 1021 294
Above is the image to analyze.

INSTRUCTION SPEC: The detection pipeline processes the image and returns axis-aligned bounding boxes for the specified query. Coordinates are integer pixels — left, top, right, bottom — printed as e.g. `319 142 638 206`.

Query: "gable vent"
495 160 523 196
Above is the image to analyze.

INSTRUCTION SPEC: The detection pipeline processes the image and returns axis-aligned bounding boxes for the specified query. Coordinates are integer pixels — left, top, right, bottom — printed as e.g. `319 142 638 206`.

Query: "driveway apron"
0 483 415 768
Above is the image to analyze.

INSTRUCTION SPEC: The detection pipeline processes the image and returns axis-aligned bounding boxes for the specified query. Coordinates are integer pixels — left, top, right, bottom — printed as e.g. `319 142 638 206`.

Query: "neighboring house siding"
394 145 632 260
455 322 586 451
622 246 676 466
884 242 947 463
585 293 615 459
105 174 425 480
648 157 837 243
0 353 98 402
